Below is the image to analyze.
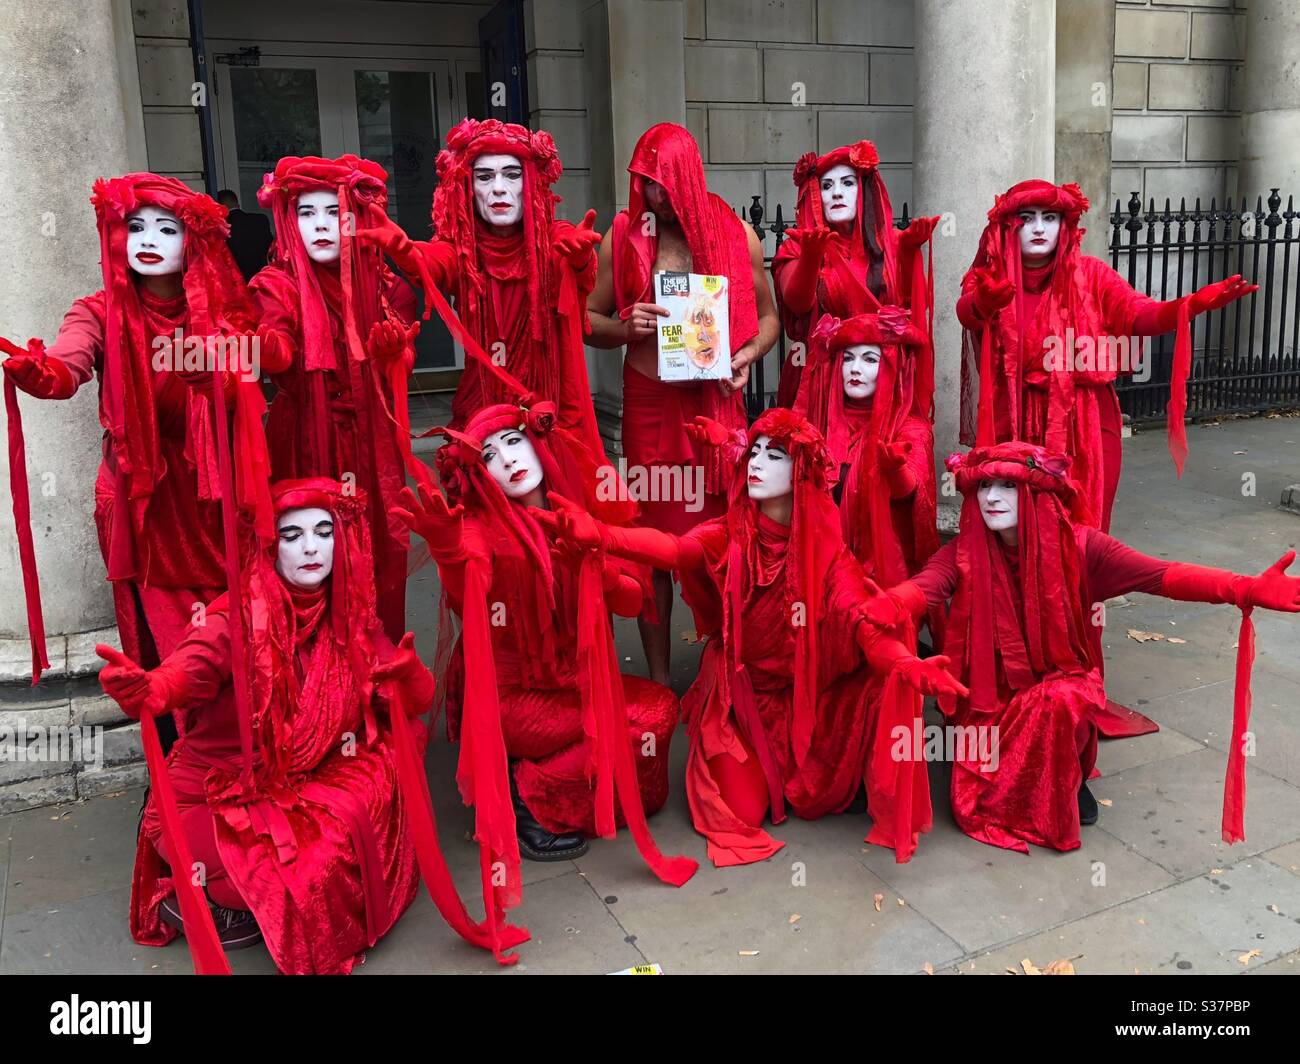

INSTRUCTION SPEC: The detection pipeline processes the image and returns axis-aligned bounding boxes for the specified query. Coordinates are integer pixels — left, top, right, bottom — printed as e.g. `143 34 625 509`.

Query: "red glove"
389 483 467 564
3 342 75 400
355 210 425 280
368 318 420 363
897 214 940 251
779 227 833 317
530 491 608 553
96 644 185 720
371 632 435 715
1188 274 1257 317
254 324 293 375
860 587 906 630
1247 550 1300 612
971 266 1015 319
553 209 602 269
877 439 917 498
884 579 929 622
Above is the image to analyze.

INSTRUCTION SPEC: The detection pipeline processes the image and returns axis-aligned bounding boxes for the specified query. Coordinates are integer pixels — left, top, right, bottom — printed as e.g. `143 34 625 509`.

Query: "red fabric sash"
383 673 530 962
1 340 49 683
575 551 698 885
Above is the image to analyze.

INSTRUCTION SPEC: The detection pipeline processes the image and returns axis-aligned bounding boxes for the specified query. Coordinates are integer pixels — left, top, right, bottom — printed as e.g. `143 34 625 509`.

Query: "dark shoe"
1078 782 1099 826
511 775 589 861
159 894 264 951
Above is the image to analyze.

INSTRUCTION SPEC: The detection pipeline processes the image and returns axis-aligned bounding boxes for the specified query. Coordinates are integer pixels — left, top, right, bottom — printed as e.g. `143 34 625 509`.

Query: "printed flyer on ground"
654 270 730 381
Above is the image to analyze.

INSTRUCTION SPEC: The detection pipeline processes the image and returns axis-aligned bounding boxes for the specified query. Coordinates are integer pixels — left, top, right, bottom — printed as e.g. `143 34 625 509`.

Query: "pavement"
1 414 1298 975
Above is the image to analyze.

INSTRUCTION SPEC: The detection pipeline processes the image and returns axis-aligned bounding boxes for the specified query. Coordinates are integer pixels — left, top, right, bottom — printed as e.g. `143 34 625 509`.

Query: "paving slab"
951 857 1300 975
1089 747 1300 879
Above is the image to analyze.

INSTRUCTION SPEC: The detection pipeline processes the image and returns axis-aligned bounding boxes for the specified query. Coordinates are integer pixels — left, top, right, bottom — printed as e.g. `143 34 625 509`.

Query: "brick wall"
1111 0 1246 211
132 0 206 190
526 0 592 222
684 0 915 250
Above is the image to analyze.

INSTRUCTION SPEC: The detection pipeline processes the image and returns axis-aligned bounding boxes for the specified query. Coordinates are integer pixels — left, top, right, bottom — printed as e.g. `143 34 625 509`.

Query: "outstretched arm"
531 492 708 573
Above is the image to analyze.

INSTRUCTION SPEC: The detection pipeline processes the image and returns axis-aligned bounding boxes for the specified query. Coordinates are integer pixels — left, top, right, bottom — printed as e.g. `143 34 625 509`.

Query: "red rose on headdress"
524 401 557 436
810 313 842 348
848 140 880 171
529 129 562 184
1026 447 1070 479
945 452 967 475
91 177 139 221
793 152 819 187
877 305 911 339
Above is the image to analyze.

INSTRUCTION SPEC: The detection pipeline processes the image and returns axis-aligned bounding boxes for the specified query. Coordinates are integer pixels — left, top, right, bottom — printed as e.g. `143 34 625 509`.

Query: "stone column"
0 2 134 682
582 0 687 450
1055 0 1114 261
913 0 1056 511
1237 0 1300 201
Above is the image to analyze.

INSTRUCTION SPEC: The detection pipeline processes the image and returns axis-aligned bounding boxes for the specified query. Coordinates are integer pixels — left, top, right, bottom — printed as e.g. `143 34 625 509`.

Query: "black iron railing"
1111 189 1300 423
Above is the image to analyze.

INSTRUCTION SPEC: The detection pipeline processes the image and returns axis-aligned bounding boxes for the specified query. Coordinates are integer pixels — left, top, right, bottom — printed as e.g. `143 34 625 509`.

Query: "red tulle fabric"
434 403 693 943
611 123 756 497
253 156 414 638
676 409 930 865
957 180 1172 529
795 311 940 602
425 118 604 454
773 141 914 405
132 479 511 972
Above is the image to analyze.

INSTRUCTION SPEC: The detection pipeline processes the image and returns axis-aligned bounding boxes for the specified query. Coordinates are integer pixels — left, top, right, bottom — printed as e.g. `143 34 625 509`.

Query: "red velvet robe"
912 525 1169 852
44 288 227 663
131 605 420 975
441 516 678 835
252 265 415 639
680 514 911 866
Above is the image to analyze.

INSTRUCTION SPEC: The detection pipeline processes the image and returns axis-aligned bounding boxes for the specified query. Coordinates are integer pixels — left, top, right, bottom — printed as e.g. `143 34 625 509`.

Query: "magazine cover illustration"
654 270 730 381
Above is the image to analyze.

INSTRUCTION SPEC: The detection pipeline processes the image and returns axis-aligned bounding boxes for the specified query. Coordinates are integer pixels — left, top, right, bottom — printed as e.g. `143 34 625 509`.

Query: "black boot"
511 770 589 861
1078 782 1099 826
159 893 264 951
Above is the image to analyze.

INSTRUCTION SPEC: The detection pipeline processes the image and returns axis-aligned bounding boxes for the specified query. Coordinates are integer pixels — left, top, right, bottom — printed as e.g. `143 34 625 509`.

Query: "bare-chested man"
587 123 779 686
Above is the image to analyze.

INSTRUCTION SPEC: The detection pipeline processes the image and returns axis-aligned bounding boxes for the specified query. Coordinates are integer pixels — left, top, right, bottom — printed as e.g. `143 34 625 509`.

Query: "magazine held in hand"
654 271 730 381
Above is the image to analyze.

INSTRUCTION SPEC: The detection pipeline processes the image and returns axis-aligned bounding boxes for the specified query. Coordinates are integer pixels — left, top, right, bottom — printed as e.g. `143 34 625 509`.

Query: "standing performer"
586 122 781 686
1 174 268 672
957 179 1255 532
252 155 418 640
98 478 517 974
536 408 965 867
795 307 939 598
393 401 695 936
355 118 605 454
883 442 1300 854
774 141 938 407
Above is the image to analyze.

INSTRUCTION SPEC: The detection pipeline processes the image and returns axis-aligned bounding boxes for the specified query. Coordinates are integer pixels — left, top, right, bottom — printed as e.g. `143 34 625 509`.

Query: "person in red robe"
1 174 268 670
392 401 695 938
95 478 453 973
773 140 938 406
956 179 1256 533
535 407 966 868
252 155 418 641
794 307 940 600
881 441 1300 854
355 118 605 455
585 122 781 686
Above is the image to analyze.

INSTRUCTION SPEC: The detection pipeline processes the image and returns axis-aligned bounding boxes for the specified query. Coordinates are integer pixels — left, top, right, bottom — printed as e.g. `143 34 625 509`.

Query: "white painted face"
472 153 524 228
819 164 858 227
746 434 793 501
126 206 184 277
297 190 341 264
482 427 544 500
841 343 881 400
977 479 1020 534
1017 207 1062 264
275 506 335 590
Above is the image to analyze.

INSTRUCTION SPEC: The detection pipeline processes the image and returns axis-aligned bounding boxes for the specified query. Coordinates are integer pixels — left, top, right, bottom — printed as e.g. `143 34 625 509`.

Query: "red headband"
830 306 928 350
946 443 1079 499
989 179 1089 225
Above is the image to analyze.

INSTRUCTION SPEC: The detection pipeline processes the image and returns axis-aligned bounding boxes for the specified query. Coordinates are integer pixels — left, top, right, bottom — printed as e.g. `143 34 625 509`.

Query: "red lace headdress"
943 442 1095 717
